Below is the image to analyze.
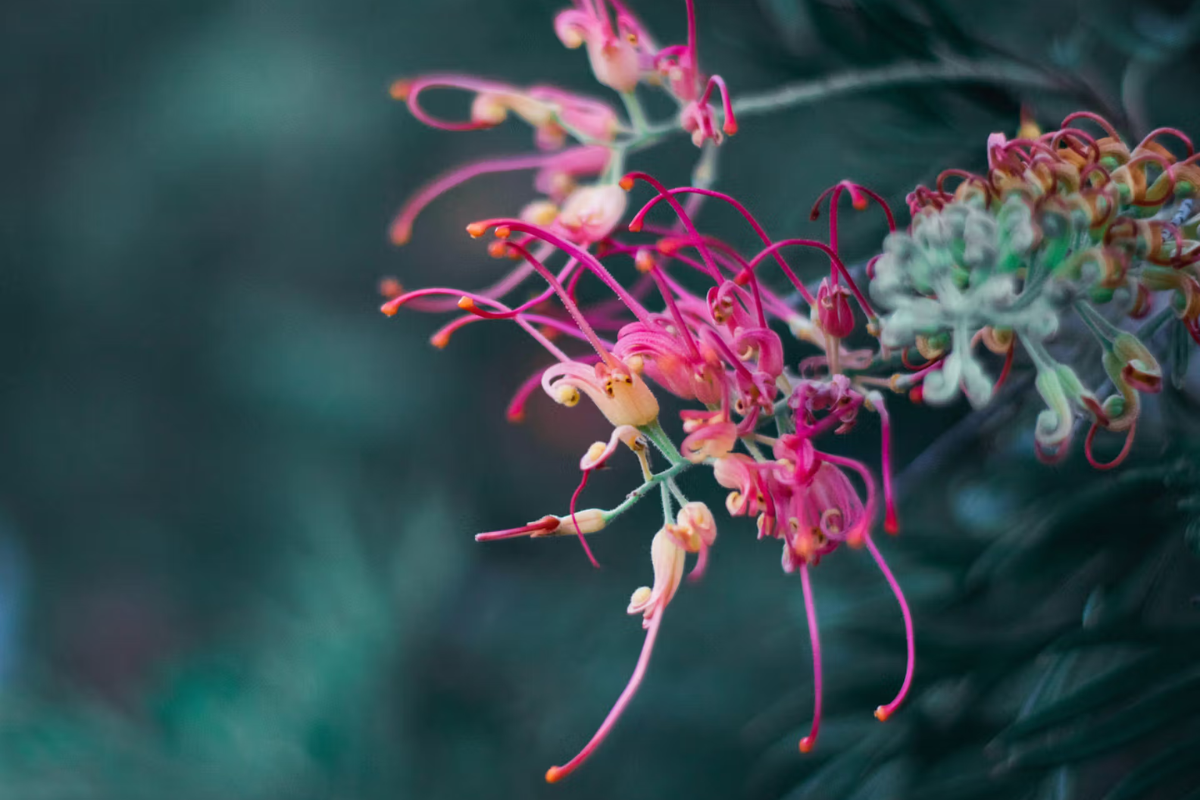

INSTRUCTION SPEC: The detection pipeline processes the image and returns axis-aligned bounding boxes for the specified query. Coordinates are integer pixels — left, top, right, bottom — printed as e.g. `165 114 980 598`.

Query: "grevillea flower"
385 0 1198 781
868 113 1194 467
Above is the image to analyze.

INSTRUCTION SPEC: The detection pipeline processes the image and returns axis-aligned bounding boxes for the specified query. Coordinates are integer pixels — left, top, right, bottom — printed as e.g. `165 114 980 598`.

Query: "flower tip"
723 120 738 136
389 224 412 246
852 195 869 211
380 297 403 317
388 79 411 101
627 219 643 233
456 296 477 312
506 409 525 424
799 737 816 754
466 222 489 238
734 270 752 286
618 176 635 192
874 706 891 722
378 277 403 299
494 225 512 239
545 766 565 784
908 385 924 404
430 331 451 349
634 250 656 273
884 510 899 535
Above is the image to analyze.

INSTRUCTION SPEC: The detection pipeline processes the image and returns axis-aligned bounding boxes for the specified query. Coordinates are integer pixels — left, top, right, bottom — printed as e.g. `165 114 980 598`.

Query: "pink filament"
875 397 899 534
798 563 822 753
623 172 722 281
865 535 914 722
745 238 876 319
633 187 815 305
569 468 601 568
546 607 663 782
390 151 560 245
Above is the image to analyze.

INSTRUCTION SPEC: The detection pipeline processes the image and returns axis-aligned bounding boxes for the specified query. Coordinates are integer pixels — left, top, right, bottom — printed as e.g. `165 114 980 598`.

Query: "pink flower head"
555 1 645 93
543 359 660 427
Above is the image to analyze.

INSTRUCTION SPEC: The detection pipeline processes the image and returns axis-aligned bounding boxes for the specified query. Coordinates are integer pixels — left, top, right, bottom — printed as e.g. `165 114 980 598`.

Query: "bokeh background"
5 1 1200 798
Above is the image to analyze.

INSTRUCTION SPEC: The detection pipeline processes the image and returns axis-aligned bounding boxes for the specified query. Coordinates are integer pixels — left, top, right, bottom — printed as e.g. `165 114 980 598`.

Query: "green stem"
639 419 685 465
601 459 693 524
730 59 1061 119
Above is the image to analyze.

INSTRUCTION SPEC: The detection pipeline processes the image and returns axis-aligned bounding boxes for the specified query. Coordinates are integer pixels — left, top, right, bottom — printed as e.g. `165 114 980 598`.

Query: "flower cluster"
379 0 1199 785
871 113 1198 468
382 0 914 768
385 0 735 251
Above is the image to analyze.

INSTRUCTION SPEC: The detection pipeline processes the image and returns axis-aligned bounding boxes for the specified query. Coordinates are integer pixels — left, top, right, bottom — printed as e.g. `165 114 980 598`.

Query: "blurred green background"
4 1 1200 798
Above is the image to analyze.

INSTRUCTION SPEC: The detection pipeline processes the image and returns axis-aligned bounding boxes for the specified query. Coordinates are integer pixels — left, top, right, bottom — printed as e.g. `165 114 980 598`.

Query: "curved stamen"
745 238 876 319
622 172 723 282
633 187 815 305
396 74 521 131
569 468 601 568
698 75 737 134
546 607 664 782
1061 111 1122 142
503 242 620 370
810 181 897 265
1084 420 1137 470
469 219 656 326
865 535 914 722
798 563 822 753
390 151 562 245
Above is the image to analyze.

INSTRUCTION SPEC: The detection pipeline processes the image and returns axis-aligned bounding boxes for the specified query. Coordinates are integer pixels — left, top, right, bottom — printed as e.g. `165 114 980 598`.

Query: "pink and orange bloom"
380 0 1198 785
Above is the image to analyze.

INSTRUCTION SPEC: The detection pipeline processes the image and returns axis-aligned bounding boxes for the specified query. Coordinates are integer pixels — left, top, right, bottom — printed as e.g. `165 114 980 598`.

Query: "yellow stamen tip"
874 706 890 722
466 222 488 238
494 225 512 239
457 296 476 311
619 176 635 191
546 767 565 784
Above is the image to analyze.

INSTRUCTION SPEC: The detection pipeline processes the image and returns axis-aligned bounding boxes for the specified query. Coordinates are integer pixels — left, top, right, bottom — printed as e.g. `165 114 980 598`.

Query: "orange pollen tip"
723 121 738 136
430 332 451 349
388 79 411 101
627 219 644 233
380 298 402 317
507 410 525 424
545 767 565 784
466 222 489 238
799 738 815 754
657 238 679 255
378 277 403 298
874 706 890 722
635 251 656 273
619 176 635 191
539 325 560 340
494 225 512 239
853 197 868 211
734 270 752 286
456 296 477 311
